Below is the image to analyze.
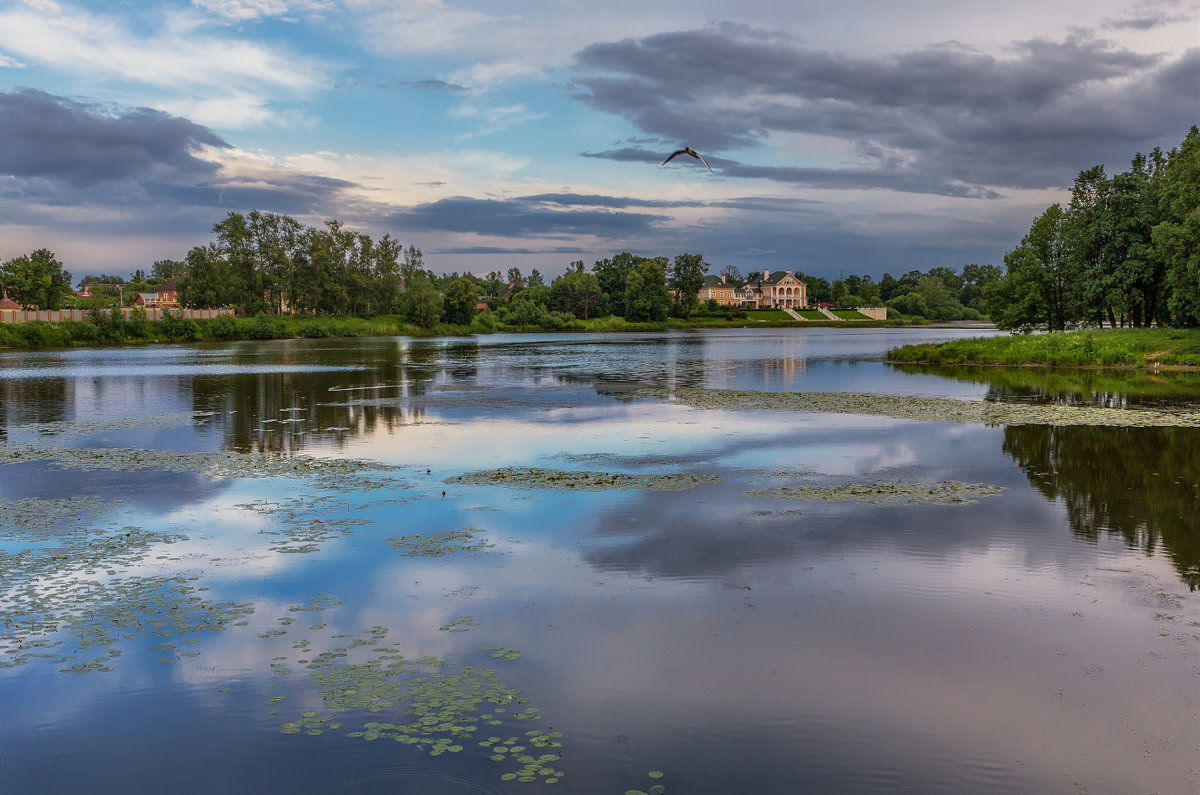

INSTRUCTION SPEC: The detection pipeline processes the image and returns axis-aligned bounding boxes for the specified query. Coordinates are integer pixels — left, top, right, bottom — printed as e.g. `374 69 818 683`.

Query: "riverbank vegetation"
984 126 1199 331
888 328 1200 368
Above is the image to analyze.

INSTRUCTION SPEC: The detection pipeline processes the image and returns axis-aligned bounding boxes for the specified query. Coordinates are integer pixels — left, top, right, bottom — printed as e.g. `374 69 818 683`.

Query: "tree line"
5 208 1023 327
986 126 1199 330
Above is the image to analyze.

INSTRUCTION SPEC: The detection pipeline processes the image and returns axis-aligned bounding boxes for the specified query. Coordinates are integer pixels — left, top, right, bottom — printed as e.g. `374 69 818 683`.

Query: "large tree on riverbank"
0 248 72 310
990 126 1200 330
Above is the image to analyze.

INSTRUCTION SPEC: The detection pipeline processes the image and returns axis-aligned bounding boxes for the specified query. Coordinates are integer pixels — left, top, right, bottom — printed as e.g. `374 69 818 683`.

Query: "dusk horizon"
0 0 1196 281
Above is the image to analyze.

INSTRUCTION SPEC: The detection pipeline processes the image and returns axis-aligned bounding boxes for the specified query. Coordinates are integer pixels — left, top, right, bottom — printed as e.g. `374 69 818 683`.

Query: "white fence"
0 308 234 323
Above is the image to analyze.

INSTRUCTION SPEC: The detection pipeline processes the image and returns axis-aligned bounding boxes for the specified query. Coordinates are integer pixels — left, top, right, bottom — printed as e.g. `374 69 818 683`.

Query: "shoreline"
0 315 936 351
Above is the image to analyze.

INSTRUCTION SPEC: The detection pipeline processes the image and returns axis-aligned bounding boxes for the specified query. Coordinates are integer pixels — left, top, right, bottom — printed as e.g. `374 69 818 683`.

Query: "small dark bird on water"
441 490 446 498
662 146 712 173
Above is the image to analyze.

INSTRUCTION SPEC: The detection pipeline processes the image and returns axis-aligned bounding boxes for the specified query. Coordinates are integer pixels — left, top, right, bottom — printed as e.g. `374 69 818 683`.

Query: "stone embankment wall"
0 308 234 323
855 307 888 320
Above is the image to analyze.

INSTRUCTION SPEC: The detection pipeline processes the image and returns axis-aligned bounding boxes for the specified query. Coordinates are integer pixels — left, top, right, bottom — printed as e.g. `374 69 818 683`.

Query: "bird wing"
695 152 713 173
662 149 687 165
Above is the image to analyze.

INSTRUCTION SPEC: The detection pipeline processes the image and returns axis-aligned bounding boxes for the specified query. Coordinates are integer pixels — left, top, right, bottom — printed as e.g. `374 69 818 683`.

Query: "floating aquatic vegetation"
265 625 566 785
0 495 253 672
12 412 204 439
623 770 668 795
0 442 406 492
639 387 1200 428
447 467 722 491
480 646 520 661
388 528 494 558
236 496 375 554
745 480 1006 506
439 615 480 633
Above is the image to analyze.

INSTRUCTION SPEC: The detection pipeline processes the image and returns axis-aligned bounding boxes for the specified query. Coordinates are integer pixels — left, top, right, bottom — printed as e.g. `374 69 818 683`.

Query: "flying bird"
662 146 712 173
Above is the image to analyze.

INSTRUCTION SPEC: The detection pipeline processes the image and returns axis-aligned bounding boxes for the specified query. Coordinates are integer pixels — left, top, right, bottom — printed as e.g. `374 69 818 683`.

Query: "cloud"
571 24 1197 193
432 246 588 255
387 196 669 237
0 89 229 186
449 101 546 138
0 2 330 102
192 0 333 22
0 53 26 68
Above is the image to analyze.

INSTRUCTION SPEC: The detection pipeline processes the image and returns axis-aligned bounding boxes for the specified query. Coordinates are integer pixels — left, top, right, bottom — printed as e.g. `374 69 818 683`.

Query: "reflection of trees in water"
891 362 1200 409
192 339 480 454
0 378 73 440
1003 425 1200 590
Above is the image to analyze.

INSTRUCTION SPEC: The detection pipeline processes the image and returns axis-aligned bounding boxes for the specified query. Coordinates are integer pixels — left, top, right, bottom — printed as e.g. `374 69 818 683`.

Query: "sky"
0 0 1196 283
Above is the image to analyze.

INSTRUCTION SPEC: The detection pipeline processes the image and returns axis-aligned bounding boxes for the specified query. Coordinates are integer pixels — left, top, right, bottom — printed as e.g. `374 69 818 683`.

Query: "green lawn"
887 328 1200 368
746 310 793 321
831 310 870 320
796 310 827 320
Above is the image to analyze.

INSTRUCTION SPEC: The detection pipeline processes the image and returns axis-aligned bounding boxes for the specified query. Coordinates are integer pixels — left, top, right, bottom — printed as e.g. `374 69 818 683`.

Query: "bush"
246 312 284 339
470 312 498 333
207 313 238 339
160 310 200 341
297 321 330 338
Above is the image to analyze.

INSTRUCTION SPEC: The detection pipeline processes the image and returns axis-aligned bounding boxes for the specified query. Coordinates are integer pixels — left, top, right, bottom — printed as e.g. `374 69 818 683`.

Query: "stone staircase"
817 307 842 320
782 307 804 321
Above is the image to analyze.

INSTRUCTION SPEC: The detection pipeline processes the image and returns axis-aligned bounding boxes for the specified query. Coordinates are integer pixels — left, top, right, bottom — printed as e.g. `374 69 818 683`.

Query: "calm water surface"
0 327 1196 794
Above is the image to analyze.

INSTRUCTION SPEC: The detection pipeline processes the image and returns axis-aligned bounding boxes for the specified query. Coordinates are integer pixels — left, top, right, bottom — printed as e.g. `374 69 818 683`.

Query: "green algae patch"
388 528 494 557
446 467 722 491
746 480 1006 506
0 442 406 491
0 495 254 673
265 625 567 786
641 387 1200 428
439 615 480 633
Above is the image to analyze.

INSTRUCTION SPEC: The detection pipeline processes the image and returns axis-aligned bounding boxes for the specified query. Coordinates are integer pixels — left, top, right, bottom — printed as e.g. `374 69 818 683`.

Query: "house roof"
741 270 802 287
701 275 726 288
158 278 181 293
137 293 157 302
0 296 20 310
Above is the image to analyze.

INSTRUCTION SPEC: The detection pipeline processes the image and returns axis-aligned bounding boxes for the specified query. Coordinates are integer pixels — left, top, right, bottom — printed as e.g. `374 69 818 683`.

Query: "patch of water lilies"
447 467 722 491
624 770 668 795
388 528 494 558
0 442 406 492
480 646 521 661
236 495 378 554
264 624 566 785
0 495 253 672
12 411 204 440
745 480 1006 506
639 387 1200 428
439 615 480 633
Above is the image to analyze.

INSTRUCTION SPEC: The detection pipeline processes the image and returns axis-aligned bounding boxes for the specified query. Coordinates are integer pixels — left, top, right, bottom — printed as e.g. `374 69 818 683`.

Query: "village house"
132 279 182 310
739 269 808 309
698 275 741 306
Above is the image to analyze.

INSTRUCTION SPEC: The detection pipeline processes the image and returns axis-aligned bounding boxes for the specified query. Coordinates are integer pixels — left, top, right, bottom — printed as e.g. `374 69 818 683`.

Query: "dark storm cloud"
432 246 588 255
387 196 669 236
571 24 1197 193
0 89 229 186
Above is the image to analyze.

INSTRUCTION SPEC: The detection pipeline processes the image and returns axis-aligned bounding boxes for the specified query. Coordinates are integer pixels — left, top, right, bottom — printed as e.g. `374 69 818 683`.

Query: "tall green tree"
670 252 708 319
1156 126 1200 325
179 245 230 309
987 204 1081 330
0 248 72 309
592 252 641 316
443 277 479 325
623 259 670 321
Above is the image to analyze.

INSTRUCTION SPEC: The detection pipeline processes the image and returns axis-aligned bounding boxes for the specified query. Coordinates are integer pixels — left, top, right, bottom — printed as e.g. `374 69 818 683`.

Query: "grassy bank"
0 311 925 350
888 328 1200 368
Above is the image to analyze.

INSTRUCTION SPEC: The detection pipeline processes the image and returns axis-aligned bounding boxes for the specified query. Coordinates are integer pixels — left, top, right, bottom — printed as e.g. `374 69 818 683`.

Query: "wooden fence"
0 308 234 323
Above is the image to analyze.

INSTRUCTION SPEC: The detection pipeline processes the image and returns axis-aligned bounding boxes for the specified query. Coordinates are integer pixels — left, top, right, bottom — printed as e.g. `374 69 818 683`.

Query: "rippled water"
0 327 1196 794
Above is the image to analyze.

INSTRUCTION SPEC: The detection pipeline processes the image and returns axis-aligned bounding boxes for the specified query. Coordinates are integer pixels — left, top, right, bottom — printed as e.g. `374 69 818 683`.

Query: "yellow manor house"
699 270 808 309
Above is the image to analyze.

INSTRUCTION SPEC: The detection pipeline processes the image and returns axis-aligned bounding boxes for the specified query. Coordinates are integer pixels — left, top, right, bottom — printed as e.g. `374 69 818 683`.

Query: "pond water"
1 327 1197 794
